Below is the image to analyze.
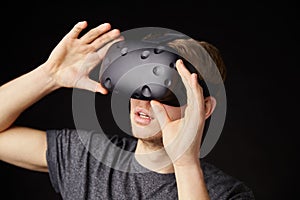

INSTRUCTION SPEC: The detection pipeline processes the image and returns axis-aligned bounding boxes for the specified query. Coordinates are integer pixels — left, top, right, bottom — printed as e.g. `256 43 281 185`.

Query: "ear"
204 96 217 119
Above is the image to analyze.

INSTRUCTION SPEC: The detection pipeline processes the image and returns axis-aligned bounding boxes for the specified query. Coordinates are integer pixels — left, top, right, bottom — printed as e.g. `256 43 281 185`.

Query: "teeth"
139 112 150 119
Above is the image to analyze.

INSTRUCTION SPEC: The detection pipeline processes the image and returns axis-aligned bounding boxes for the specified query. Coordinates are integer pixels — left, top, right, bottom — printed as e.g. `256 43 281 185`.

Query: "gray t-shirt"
46 128 255 200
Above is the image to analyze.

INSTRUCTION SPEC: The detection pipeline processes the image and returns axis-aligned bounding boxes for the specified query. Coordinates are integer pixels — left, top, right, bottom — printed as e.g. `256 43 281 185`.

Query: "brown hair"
198 41 226 82
167 39 227 84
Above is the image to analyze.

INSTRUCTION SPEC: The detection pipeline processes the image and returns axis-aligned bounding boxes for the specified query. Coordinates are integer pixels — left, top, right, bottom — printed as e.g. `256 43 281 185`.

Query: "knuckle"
87 44 97 52
74 24 82 32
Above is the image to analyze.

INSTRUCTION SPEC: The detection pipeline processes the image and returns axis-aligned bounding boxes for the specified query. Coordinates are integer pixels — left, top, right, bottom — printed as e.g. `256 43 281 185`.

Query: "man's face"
130 98 186 141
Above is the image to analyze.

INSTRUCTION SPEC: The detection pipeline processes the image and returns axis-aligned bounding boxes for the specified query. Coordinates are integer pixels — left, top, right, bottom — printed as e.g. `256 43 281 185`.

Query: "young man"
0 21 255 199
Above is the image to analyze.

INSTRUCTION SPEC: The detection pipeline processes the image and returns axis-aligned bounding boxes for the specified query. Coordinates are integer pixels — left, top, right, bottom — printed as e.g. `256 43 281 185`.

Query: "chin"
131 123 162 141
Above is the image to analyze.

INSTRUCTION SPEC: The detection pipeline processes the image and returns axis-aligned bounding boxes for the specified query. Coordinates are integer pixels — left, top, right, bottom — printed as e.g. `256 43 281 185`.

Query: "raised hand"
150 59 215 166
43 21 122 94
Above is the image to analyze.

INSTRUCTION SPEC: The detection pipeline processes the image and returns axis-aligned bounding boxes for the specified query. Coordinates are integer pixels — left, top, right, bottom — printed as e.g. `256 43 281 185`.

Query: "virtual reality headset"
99 31 209 107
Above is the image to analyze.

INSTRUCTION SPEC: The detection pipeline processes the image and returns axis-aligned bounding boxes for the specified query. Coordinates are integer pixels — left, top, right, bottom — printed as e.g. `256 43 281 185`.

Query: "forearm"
174 161 210 200
0 63 58 132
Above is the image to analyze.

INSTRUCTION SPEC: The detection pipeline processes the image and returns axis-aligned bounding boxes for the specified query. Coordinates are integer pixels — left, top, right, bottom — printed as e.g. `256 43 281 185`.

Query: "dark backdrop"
0 2 298 200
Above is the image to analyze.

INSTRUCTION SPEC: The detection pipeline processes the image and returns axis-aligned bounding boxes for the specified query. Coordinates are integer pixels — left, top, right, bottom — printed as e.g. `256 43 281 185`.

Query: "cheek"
130 99 136 111
163 105 186 121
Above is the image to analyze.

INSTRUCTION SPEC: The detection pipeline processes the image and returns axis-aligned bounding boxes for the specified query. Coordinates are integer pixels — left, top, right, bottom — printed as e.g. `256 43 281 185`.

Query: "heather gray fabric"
46 129 255 200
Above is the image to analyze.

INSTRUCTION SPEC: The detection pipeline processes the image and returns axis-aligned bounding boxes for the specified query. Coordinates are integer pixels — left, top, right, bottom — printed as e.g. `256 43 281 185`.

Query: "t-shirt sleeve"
46 128 92 193
202 161 255 199
45 128 137 194
46 129 75 193
46 129 60 193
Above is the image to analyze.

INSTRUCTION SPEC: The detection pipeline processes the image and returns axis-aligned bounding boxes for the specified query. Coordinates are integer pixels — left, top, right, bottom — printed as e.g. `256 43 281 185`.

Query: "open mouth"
134 109 152 125
138 112 151 119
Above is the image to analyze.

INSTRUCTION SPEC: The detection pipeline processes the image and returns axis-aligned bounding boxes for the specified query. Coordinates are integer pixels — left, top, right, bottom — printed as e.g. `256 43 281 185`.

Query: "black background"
0 1 298 200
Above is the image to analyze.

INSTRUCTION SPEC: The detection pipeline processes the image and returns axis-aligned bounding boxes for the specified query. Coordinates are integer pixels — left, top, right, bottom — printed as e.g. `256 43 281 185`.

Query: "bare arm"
0 64 57 132
0 21 121 171
0 127 48 172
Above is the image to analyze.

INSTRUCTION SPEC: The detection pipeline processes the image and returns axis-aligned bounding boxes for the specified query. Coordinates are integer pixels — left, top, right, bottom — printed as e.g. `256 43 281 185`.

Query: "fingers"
67 21 88 39
150 100 171 130
190 73 206 116
75 77 108 94
176 59 193 100
67 21 121 51
176 59 204 115
96 35 124 59
80 23 112 44
91 29 121 52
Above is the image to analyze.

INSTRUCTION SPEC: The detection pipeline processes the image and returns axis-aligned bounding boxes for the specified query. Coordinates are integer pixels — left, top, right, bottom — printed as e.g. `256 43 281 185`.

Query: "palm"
44 21 121 93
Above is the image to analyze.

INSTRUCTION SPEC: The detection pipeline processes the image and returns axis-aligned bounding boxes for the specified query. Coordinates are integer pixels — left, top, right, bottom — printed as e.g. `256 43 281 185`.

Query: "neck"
135 139 174 174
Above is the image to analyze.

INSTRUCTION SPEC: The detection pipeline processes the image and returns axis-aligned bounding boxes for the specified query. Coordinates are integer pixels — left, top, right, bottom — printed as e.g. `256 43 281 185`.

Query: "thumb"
75 77 108 94
150 100 171 129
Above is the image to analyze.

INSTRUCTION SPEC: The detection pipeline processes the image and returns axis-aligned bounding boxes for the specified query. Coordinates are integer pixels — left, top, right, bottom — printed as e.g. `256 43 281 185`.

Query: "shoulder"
201 160 255 199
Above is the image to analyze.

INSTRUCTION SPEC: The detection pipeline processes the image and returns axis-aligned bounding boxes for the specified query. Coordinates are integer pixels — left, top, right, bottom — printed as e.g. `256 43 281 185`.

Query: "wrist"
174 160 204 179
173 155 201 168
174 159 209 200
36 62 60 92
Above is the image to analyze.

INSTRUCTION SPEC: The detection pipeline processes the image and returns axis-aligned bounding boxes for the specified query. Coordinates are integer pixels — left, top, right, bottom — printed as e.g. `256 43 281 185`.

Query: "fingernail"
177 59 182 65
100 88 108 94
150 100 157 107
101 23 110 27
